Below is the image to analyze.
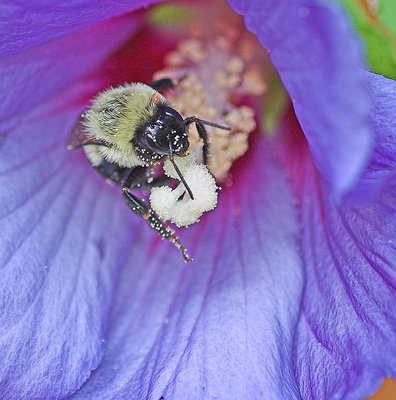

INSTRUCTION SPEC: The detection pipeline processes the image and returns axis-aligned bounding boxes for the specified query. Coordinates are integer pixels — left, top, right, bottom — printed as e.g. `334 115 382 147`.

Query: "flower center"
152 17 266 181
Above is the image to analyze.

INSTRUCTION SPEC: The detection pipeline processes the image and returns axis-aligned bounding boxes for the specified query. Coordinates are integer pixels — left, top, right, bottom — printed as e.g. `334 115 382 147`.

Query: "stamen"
153 20 266 181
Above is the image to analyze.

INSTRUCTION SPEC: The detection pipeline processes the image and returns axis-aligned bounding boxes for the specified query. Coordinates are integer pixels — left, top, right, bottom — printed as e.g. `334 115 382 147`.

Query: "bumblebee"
67 78 229 261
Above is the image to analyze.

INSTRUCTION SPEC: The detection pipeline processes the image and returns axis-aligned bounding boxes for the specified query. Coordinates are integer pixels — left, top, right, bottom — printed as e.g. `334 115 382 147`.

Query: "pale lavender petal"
68 137 304 400
0 76 136 399
226 0 371 196
0 12 145 399
0 14 140 124
0 0 163 55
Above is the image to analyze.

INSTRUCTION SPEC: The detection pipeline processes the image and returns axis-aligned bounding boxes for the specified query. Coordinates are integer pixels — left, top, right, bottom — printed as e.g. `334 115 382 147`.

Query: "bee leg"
122 189 192 262
122 170 192 262
184 117 231 165
149 78 175 91
122 166 169 190
194 120 210 165
184 117 210 165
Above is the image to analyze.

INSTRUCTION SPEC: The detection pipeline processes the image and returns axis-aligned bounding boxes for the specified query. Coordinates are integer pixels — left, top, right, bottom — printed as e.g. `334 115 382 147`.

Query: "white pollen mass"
150 154 218 227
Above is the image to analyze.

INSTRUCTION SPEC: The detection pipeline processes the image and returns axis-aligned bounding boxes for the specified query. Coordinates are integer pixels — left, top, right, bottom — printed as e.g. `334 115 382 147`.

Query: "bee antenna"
168 142 194 200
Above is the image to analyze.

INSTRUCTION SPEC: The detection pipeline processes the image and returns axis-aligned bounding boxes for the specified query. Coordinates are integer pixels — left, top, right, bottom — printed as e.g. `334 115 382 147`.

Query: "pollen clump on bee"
150 154 218 227
153 19 267 182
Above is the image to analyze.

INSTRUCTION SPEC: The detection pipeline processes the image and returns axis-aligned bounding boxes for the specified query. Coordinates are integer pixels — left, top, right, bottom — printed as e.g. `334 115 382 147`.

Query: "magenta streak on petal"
226 0 371 197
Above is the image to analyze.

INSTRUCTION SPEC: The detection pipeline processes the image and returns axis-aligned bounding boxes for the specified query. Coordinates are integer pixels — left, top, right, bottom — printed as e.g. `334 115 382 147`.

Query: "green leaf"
149 4 198 27
262 66 290 135
337 0 396 79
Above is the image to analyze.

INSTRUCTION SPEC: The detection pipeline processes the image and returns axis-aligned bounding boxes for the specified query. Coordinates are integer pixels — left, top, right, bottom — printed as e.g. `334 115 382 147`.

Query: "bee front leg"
184 117 210 165
122 170 192 262
184 117 231 165
194 120 210 165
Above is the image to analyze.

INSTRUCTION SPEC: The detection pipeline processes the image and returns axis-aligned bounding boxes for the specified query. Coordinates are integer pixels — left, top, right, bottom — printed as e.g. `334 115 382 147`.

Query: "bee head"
140 106 189 159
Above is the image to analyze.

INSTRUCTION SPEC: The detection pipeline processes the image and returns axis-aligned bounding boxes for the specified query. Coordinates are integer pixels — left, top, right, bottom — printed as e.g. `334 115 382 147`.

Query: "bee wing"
67 114 107 150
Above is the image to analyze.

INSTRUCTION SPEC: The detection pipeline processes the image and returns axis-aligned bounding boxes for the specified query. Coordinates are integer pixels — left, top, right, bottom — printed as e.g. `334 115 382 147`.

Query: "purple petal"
350 72 396 198
68 137 304 400
0 0 162 55
226 0 371 196
280 117 396 399
0 14 140 124
367 72 396 173
0 75 137 399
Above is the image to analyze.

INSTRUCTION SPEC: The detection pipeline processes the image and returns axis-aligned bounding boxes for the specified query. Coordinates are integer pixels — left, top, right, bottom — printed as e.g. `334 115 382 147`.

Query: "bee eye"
159 107 184 122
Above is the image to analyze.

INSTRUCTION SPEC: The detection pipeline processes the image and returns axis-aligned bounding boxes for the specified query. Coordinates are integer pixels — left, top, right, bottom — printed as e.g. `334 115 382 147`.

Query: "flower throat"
152 18 267 182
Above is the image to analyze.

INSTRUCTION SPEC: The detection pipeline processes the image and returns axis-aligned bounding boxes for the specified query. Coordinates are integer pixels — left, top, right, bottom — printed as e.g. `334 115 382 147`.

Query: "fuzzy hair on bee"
67 79 230 262
83 83 169 168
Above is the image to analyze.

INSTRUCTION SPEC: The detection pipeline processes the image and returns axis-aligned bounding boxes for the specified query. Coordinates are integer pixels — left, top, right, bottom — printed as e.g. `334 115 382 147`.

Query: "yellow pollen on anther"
153 20 266 181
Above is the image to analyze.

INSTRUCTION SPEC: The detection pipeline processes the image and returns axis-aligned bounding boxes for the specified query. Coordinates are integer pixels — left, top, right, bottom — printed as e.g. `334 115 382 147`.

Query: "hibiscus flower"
1 0 395 399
